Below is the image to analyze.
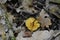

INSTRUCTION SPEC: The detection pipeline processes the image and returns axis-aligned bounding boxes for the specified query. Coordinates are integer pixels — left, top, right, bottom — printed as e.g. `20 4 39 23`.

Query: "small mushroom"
25 17 40 32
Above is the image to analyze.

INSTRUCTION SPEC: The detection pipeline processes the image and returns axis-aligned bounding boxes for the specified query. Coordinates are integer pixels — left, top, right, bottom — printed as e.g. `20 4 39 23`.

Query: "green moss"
50 0 60 3
11 36 16 40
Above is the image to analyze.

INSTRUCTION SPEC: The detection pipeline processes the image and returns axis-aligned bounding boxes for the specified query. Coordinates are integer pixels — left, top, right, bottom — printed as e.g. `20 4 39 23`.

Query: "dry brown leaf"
0 23 6 40
22 0 37 14
37 9 52 28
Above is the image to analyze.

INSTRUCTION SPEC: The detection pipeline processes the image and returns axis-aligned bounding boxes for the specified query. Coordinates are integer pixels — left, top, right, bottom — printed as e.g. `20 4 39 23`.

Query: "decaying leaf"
5 12 15 29
22 0 33 6
49 5 60 18
50 0 60 4
0 23 6 40
23 31 32 37
7 12 15 23
49 5 59 13
37 9 52 28
0 23 4 34
0 0 7 4
21 0 37 14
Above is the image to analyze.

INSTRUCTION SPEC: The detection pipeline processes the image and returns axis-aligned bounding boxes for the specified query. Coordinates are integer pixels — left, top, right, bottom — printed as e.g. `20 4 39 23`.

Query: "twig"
51 31 60 40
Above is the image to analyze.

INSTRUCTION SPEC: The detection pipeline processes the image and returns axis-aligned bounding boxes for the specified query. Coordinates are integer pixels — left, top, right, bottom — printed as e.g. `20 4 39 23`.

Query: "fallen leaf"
37 9 52 28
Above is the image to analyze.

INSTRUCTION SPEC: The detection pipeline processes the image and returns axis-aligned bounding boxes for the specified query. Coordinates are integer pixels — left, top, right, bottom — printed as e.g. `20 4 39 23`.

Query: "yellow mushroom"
25 17 40 32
